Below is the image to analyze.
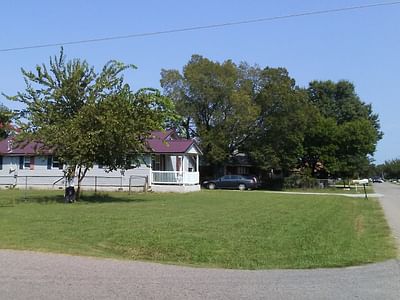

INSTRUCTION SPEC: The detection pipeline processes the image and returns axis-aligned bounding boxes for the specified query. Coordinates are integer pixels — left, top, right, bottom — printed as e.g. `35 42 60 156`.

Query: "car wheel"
238 183 246 191
208 183 216 190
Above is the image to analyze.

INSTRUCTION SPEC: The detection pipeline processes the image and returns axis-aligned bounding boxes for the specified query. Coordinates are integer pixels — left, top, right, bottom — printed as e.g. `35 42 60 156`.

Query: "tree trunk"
75 166 89 201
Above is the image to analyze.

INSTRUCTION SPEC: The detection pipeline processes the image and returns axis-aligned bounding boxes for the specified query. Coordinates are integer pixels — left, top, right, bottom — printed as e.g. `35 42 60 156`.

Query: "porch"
151 171 199 185
150 153 200 186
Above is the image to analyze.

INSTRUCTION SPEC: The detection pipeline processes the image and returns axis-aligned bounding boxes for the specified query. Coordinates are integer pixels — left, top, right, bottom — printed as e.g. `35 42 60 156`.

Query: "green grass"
0 189 396 269
284 185 374 194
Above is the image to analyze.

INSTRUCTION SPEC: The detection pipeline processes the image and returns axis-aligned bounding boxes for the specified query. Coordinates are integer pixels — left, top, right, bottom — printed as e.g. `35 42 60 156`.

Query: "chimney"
7 139 13 152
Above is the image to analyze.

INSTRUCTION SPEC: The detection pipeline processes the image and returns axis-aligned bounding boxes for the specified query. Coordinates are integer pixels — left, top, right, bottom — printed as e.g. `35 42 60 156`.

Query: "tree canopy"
161 55 259 167
5 49 176 197
161 55 382 179
304 80 382 178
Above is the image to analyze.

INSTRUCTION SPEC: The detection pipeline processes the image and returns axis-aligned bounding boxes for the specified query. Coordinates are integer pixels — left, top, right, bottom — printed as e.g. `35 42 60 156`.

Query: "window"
24 157 30 168
47 156 63 169
52 157 62 169
237 166 249 175
20 156 34 170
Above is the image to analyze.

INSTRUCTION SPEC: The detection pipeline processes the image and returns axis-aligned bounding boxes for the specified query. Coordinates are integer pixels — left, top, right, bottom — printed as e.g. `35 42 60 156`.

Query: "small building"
0 130 201 192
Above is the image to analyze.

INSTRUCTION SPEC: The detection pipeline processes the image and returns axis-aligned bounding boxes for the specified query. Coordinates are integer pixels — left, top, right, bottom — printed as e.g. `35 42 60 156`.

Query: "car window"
221 175 231 180
231 175 241 180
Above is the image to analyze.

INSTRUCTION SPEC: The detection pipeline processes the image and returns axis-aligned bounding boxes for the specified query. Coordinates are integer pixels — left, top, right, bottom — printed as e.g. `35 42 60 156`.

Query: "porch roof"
146 139 196 154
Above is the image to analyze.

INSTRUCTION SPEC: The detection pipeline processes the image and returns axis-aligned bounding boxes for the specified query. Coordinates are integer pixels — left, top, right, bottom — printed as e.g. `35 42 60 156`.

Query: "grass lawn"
284 185 374 194
0 189 396 269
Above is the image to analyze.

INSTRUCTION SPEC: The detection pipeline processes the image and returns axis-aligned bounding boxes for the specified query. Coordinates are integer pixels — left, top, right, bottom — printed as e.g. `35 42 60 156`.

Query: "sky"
0 0 399 164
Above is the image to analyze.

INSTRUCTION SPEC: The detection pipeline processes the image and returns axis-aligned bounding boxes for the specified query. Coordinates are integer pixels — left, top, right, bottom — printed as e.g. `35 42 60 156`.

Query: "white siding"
0 154 152 190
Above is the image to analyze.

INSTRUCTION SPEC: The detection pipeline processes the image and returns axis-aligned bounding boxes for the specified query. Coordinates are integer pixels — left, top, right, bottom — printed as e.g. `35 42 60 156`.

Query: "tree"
378 159 400 179
304 80 382 178
0 104 14 139
5 49 175 198
246 67 312 173
161 55 259 169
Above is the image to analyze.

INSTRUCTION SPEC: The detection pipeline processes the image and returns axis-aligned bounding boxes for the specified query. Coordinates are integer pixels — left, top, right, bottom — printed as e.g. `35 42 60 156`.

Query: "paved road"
374 182 400 248
1 184 400 300
0 250 399 300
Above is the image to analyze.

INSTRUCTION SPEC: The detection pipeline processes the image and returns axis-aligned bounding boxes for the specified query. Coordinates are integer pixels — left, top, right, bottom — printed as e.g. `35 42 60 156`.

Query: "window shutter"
47 156 52 169
0 156 2 170
19 156 24 169
30 157 35 170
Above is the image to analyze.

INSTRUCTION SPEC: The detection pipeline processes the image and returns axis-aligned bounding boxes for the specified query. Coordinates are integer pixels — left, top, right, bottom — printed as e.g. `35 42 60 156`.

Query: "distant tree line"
375 159 400 179
161 55 382 179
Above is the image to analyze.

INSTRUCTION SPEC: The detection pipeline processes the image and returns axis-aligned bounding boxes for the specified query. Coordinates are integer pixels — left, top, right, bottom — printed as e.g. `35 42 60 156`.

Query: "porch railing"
151 171 199 185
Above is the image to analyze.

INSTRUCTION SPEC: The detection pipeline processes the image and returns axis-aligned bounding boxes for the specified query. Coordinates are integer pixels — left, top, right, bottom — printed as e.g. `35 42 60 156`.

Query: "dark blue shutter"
47 156 52 169
0 156 2 170
19 156 24 169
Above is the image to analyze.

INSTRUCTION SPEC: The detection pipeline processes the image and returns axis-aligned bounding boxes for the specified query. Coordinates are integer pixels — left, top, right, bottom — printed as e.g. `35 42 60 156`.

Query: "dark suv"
203 175 258 190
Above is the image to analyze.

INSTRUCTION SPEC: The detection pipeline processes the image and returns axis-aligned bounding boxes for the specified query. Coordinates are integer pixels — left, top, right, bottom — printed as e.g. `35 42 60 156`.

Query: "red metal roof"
146 139 195 153
0 131 199 155
0 137 53 156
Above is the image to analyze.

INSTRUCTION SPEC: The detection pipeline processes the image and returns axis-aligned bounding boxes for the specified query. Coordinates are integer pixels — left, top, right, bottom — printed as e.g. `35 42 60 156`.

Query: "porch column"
181 155 184 186
196 155 199 172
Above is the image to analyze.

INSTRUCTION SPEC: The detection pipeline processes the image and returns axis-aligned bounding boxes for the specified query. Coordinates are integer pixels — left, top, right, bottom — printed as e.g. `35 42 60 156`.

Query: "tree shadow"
79 193 148 204
14 192 149 204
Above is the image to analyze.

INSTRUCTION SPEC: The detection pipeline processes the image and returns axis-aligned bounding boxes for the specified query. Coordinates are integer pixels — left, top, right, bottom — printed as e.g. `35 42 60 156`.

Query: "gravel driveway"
1 184 400 299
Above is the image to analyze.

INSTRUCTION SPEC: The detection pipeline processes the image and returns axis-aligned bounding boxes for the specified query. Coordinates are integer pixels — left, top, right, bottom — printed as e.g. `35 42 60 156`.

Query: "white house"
0 130 201 192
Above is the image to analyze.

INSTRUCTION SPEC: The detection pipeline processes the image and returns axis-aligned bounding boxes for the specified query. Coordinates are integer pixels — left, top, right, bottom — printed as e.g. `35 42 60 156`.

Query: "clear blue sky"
1 0 399 164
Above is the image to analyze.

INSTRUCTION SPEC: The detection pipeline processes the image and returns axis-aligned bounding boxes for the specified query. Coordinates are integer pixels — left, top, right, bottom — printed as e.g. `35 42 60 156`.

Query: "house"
0 130 201 192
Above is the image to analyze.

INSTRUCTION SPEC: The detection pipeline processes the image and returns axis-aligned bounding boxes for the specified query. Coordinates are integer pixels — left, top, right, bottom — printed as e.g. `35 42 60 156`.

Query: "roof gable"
146 130 201 154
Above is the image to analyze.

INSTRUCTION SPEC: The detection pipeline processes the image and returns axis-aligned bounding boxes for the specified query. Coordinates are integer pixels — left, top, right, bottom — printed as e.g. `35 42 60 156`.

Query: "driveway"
1 183 399 299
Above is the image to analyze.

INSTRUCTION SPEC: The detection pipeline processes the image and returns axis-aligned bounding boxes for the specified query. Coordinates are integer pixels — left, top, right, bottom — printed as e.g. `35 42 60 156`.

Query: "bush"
283 174 319 189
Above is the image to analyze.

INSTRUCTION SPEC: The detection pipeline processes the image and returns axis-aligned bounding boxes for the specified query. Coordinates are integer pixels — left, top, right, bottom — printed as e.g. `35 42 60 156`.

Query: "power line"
1 1 400 53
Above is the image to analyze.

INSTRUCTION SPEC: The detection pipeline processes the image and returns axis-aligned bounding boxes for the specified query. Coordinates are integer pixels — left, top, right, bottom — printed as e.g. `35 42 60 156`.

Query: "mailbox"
352 179 369 185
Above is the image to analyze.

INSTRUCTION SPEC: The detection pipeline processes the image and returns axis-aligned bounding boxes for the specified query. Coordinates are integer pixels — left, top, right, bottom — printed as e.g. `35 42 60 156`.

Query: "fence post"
144 176 149 193
95 176 97 193
129 176 132 195
24 176 28 201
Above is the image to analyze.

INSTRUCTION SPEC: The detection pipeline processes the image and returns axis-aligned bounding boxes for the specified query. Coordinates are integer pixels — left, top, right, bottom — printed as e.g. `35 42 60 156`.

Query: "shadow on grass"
14 193 148 204
79 193 147 204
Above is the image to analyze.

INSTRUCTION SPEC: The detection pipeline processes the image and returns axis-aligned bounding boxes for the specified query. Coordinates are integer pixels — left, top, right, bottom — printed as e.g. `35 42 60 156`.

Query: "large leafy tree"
5 50 175 198
161 55 259 168
305 80 382 178
246 67 312 173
